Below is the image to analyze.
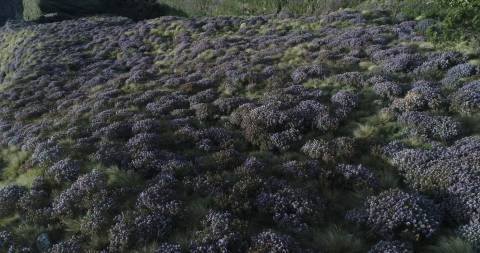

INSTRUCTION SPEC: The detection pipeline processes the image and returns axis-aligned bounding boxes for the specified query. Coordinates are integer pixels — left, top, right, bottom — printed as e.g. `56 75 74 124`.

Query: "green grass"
10 167 44 188
62 218 82 234
353 123 379 140
196 49 219 62
166 196 216 249
0 29 37 88
279 44 310 67
304 78 356 96
312 225 368 253
0 147 29 179
103 166 145 188
460 113 480 136
12 223 49 246
425 236 475 253
0 214 20 228
131 243 161 253
0 146 43 188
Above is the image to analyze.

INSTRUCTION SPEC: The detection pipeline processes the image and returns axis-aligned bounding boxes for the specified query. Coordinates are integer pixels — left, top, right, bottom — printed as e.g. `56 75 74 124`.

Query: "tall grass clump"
427 0 480 46
426 236 475 253
359 0 479 46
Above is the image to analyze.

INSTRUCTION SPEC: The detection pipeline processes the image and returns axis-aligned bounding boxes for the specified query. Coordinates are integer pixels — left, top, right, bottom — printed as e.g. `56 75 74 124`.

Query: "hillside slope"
0 10 479 252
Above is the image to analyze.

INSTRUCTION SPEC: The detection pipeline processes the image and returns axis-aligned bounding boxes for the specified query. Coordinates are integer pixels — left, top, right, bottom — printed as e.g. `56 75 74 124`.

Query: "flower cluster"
190 211 245 253
257 185 323 232
46 158 81 184
457 221 480 250
391 83 445 112
331 90 359 111
450 81 480 114
49 236 82 253
155 243 183 253
291 64 330 83
390 136 480 224
368 240 413 253
414 51 466 78
248 230 302 253
335 164 380 189
349 188 441 240
398 111 461 141
441 63 477 89
52 170 107 217
0 230 14 252
373 81 403 99
301 137 356 163
0 185 26 218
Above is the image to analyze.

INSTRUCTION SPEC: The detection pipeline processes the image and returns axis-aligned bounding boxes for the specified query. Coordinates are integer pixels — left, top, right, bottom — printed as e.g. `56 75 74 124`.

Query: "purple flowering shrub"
348 189 441 240
0 8 477 252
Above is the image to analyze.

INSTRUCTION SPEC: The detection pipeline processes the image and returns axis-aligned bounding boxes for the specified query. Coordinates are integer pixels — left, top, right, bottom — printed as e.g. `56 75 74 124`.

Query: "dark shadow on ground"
107 1 189 19
0 0 23 25
33 0 188 23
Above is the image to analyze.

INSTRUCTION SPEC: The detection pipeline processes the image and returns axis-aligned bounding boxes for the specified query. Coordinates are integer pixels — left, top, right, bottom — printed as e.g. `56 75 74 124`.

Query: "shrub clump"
46 158 82 184
391 84 445 112
450 81 480 114
368 240 413 253
52 170 107 217
390 136 480 224
291 65 330 83
0 230 14 252
441 63 477 89
398 111 461 141
190 211 245 253
331 90 359 112
49 236 82 253
257 185 323 232
109 211 173 252
335 164 379 190
373 81 403 99
348 188 441 240
301 137 356 163
155 243 183 253
0 185 26 218
457 221 480 251
248 230 301 253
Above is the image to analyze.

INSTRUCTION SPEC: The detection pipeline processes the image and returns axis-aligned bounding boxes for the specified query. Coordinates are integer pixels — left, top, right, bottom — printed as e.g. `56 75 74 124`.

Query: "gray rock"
36 232 51 252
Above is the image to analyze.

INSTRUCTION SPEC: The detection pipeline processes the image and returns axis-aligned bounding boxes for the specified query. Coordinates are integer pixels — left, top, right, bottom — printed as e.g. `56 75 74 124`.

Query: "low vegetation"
0 1 478 252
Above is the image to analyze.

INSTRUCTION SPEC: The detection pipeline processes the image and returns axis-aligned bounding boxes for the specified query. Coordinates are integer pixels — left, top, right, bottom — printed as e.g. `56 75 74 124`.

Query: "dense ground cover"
156 0 480 49
0 8 479 253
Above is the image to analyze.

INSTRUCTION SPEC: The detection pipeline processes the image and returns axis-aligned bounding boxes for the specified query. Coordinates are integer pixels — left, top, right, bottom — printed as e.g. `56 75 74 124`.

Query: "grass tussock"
313 225 368 253
425 236 475 253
